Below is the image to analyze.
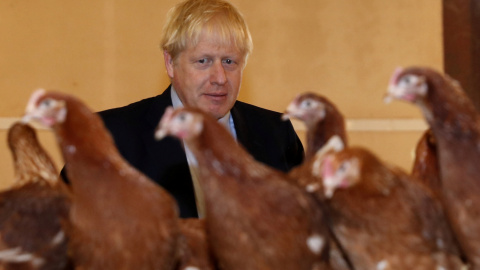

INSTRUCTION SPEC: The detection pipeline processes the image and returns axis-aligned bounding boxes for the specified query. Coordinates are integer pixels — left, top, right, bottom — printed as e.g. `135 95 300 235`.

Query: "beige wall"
0 0 442 189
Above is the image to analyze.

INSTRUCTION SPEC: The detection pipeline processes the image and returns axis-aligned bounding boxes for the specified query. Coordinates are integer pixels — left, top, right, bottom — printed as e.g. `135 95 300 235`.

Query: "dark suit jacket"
64 86 304 218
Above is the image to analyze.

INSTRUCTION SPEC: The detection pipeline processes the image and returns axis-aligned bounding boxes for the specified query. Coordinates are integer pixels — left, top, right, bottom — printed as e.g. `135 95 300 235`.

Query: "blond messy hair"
160 0 253 64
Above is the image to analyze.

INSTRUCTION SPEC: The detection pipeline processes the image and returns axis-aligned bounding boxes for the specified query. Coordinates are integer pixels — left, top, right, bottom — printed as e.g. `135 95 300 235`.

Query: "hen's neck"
187 119 270 180
427 76 480 139
13 146 58 187
305 121 326 159
55 106 126 186
306 111 346 160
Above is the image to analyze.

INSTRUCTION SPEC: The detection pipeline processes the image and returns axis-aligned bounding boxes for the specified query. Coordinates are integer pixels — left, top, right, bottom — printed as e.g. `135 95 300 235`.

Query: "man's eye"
198 58 207 64
223 59 233 65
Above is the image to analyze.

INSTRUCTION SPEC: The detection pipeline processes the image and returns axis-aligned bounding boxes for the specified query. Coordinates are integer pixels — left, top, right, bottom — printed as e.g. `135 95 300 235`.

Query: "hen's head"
385 67 429 104
155 107 204 141
23 89 67 128
282 92 327 126
315 146 395 198
316 149 361 199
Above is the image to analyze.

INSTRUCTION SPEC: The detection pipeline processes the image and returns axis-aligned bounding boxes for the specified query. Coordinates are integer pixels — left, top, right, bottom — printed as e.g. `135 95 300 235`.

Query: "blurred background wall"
0 0 442 189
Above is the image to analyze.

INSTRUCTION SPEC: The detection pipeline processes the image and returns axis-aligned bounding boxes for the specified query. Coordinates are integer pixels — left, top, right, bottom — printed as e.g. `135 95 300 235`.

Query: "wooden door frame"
443 0 480 110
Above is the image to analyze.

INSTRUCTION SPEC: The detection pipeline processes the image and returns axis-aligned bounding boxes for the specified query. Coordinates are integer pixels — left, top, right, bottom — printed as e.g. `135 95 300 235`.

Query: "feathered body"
387 66 480 267
316 146 464 270
176 218 216 270
156 107 330 270
23 90 180 270
0 122 71 270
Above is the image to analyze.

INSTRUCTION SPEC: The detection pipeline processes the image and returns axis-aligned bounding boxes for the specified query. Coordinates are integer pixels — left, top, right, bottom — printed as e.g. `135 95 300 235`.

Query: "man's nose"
210 61 227 85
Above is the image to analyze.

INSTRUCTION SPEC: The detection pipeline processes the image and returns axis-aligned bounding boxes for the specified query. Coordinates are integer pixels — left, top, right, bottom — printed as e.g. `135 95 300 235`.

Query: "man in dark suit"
64 0 304 218
99 86 304 218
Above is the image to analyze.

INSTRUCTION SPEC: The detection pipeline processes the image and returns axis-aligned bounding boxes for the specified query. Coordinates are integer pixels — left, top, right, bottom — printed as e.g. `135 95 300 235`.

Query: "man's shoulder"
232 100 295 136
99 95 159 119
99 89 170 123
233 100 283 120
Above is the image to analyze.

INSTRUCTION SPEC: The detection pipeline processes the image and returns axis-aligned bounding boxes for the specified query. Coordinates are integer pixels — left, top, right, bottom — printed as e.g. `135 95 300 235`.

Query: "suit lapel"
231 103 269 164
139 87 198 217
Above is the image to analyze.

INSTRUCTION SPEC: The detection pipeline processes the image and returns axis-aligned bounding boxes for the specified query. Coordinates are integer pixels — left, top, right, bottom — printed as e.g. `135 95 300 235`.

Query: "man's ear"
163 51 174 78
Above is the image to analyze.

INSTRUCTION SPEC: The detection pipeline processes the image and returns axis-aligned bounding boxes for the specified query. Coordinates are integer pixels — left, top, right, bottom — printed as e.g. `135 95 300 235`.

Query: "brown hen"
23 89 180 270
282 94 352 270
387 66 480 268
155 107 330 270
315 146 464 270
0 122 71 270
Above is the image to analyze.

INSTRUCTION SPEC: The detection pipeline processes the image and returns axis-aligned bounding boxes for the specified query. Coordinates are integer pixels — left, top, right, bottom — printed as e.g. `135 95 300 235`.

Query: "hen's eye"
301 99 311 108
178 113 187 121
400 75 416 85
40 99 53 108
338 161 349 173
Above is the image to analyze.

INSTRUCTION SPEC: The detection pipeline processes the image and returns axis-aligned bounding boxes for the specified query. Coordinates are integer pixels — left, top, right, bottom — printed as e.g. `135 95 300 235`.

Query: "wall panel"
0 0 442 188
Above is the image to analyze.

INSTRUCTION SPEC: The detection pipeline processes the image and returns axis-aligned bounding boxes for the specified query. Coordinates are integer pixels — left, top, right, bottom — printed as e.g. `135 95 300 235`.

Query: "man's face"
164 32 245 119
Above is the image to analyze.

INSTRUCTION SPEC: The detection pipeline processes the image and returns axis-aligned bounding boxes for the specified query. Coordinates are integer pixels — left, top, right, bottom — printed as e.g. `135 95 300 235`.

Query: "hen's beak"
154 125 168 141
281 102 297 121
25 89 46 115
281 112 291 121
281 106 294 121
21 114 32 124
384 67 404 104
383 91 395 104
154 106 175 140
